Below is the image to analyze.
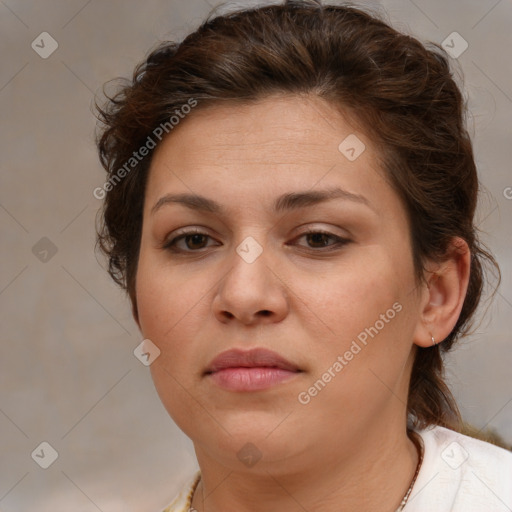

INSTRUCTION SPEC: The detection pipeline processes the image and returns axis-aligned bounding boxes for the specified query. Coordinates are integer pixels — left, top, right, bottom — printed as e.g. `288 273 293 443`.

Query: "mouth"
204 348 302 392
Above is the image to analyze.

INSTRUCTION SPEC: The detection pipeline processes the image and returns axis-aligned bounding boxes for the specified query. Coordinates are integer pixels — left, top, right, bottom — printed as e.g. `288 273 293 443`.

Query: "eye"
163 229 219 252
293 229 351 251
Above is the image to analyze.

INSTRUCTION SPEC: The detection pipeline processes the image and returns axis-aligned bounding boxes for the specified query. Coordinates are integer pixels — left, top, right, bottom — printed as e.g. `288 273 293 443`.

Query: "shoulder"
407 425 512 512
421 424 512 471
160 471 201 512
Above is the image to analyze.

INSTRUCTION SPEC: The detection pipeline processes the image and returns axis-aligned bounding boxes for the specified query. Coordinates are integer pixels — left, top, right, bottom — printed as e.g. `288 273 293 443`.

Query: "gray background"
0 0 511 510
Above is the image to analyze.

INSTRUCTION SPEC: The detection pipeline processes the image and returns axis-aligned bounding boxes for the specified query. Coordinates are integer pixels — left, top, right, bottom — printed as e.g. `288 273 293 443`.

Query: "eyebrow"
150 187 374 216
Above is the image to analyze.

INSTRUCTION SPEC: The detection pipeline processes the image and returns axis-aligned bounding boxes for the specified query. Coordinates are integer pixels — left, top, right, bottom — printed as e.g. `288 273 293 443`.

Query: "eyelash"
162 228 351 254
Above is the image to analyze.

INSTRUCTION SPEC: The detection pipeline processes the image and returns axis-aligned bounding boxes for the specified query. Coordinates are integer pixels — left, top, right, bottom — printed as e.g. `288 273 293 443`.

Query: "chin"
194 425 306 473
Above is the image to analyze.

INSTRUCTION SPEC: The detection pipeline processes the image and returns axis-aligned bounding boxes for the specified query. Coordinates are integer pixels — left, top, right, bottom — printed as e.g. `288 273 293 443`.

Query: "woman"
95 1 512 510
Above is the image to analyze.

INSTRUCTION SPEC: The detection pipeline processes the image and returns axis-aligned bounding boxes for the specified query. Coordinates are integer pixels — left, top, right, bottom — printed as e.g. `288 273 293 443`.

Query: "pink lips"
205 348 301 391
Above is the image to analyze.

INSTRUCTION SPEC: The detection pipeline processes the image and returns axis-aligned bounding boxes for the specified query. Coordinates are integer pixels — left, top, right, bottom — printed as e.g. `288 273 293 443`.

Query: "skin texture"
134 94 471 512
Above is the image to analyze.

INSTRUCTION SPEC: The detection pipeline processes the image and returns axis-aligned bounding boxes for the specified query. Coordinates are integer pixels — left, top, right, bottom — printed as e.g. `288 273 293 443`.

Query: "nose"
212 243 290 326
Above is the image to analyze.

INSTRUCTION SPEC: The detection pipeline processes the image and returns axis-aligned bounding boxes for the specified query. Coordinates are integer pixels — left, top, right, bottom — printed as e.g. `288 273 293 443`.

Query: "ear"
413 237 471 348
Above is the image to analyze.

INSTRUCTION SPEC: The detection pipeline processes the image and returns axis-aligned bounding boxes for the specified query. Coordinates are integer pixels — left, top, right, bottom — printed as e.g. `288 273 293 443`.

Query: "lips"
205 348 302 391
205 348 300 374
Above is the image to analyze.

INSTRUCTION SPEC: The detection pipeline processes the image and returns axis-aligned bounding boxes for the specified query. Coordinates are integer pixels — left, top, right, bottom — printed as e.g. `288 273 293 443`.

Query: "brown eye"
184 233 209 250
305 232 331 248
294 230 351 251
163 230 219 253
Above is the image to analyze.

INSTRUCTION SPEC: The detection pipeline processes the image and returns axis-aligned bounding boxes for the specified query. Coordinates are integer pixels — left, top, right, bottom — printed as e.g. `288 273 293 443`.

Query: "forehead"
144 94 400 219
151 94 360 165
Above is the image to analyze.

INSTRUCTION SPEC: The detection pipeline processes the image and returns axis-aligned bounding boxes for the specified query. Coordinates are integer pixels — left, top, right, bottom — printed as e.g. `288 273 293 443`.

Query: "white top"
406 425 512 511
161 425 512 512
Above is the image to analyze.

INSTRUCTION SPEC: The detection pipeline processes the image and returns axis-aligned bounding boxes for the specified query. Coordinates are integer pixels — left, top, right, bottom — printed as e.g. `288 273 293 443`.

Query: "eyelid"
293 223 351 240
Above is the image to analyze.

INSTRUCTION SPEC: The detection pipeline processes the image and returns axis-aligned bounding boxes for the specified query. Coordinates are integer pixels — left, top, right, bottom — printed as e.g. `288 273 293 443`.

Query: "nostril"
259 310 272 316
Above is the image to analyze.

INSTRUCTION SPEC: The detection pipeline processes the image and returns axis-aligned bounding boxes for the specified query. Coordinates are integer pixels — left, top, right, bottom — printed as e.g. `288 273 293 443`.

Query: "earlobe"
413 237 471 348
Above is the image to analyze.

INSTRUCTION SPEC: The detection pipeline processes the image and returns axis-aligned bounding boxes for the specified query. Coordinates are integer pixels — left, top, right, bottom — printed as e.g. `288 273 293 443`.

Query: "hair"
95 0 500 432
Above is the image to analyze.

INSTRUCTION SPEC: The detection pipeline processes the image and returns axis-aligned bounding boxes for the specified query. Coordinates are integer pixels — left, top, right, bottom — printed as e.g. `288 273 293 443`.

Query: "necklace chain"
394 432 424 512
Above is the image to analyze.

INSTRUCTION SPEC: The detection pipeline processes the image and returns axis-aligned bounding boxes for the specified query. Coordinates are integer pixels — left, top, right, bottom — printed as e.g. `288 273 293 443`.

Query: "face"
135 94 424 473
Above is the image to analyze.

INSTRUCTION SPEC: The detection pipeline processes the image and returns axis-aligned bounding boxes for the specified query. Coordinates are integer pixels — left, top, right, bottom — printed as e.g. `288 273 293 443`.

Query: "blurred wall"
1 0 511 510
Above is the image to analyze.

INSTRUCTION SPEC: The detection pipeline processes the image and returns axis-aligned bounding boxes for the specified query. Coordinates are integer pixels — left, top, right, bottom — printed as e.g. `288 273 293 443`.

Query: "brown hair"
95 0 500 432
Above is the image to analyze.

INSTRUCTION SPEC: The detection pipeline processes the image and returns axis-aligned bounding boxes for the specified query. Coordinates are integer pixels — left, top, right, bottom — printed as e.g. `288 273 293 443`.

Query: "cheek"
295 249 404 342
135 256 212 429
293 246 416 392
136 243 201 329
134 252 209 374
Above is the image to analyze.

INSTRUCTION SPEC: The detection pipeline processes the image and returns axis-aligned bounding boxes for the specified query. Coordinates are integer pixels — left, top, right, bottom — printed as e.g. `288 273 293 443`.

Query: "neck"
191 418 420 512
